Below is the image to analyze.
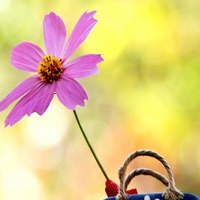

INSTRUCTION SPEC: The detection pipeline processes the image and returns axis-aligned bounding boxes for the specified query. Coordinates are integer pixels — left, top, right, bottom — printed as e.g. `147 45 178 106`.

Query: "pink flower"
0 11 103 127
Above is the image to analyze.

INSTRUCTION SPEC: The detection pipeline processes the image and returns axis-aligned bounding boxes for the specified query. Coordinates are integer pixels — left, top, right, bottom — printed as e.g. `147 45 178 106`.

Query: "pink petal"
56 75 88 110
43 12 66 58
5 82 55 127
0 76 41 112
63 54 103 78
5 83 44 127
11 42 45 72
25 82 56 116
62 11 97 61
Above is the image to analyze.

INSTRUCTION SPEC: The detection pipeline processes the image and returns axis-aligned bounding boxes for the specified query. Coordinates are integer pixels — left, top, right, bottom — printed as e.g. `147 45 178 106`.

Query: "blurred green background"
0 0 200 199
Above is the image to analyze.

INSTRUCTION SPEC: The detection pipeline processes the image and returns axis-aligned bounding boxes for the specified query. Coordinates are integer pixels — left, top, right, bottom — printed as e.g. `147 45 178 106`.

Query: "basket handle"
124 168 169 191
117 150 184 200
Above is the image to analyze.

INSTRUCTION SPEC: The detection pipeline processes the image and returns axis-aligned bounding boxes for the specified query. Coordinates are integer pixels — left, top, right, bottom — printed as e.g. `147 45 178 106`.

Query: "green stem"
73 110 109 180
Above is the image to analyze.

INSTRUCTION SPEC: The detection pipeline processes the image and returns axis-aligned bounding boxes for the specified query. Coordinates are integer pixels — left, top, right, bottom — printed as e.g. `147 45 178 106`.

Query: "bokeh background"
0 0 200 199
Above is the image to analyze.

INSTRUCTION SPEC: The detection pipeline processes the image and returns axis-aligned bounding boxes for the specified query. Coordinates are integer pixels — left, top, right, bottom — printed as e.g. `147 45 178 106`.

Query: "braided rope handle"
124 168 169 191
116 150 184 200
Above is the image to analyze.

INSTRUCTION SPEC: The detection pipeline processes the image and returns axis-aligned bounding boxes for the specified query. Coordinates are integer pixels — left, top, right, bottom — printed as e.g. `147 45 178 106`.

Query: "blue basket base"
104 193 199 200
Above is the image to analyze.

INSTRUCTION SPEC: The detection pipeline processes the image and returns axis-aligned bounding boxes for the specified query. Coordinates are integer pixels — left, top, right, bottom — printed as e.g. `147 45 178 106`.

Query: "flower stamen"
37 54 63 83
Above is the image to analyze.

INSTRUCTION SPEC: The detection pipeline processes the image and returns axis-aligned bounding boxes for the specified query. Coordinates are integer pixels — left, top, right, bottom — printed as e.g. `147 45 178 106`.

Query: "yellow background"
0 0 200 199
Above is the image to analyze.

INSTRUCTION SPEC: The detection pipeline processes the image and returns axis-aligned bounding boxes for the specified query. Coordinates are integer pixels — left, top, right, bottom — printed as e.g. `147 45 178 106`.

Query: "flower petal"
11 42 45 72
43 12 66 58
5 83 44 127
63 54 103 78
0 76 41 112
5 82 56 127
25 82 56 116
62 11 97 61
56 76 88 110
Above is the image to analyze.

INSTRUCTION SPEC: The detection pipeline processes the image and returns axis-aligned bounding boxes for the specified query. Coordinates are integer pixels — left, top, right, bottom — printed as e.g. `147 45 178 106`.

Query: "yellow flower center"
37 54 63 83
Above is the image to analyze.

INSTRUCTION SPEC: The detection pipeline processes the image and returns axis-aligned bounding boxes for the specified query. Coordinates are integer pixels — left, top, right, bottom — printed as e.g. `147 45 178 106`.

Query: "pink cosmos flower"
0 11 103 127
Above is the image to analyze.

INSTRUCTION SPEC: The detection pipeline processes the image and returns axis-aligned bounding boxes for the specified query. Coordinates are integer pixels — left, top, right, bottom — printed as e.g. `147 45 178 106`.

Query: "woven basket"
104 150 199 200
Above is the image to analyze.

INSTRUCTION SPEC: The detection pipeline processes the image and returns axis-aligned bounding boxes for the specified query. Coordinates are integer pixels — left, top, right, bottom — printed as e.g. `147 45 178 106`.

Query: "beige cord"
116 150 184 200
124 168 169 191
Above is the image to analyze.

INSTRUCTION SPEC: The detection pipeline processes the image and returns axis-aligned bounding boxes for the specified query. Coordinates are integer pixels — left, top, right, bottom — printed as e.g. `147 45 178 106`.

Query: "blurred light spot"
26 99 69 148
0 0 11 14
1 165 43 200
